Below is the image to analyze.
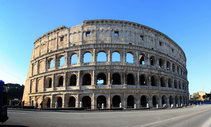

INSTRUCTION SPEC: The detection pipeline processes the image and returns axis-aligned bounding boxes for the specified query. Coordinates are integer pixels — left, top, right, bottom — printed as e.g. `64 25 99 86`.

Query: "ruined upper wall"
32 19 186 65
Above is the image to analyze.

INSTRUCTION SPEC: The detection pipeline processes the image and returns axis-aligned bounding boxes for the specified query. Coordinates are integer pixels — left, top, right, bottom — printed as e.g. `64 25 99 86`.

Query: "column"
62 94 66 108
77 71 81 89
93 48 96 64
92 71 96 88
52 74 56 91
107 95 111 109
107 50 111 64
78 49 82 65
64 72 68 90
92 94 96 109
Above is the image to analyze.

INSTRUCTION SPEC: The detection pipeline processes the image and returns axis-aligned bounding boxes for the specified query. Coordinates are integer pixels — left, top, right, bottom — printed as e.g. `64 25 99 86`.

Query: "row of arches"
43 95 187 109
45 72 187 91
46 51 186 77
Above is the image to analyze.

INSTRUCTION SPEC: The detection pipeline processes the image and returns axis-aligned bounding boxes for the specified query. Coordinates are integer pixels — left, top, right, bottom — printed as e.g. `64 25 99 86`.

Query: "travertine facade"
22 19 189 109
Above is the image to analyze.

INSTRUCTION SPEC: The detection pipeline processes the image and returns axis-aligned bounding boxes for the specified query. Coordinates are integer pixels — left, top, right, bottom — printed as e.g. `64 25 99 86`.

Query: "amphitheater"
22 19 189 109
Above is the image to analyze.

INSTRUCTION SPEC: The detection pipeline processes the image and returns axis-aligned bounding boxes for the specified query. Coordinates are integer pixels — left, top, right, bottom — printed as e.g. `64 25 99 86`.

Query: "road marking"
132 108 211 127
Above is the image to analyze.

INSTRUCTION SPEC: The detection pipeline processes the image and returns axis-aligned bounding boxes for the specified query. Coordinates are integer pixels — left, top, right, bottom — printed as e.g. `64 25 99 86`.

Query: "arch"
179 96 182 105
161 95 167 107
83 52 92 63
139 54 145 65
152 95 158 107
46 77 52 88
45 97 51 108
97 51 107 62
140 95 148 107
168 78 172 88
59 56 65 67
178 81 181 89
172 63 175 72
58 76 64 87
151 76 156 86
96 73 107 85
48 58 55 69
69 74 77 86
112 73 121 85
169 96 174 106
150 56 155 66
166 61 170 70
175 96 178 106
112 95 121 108
112 51 121 62
82 73 91 85
127 95 135 108
68 96 76 107
82 96 91 109
140 74 146 85
159 58 164 68
127 73 135 85
126 52 134 63
70 54 78 65
97 95 107 109
56 97 62 108
174 80 177 88
160 77 166 87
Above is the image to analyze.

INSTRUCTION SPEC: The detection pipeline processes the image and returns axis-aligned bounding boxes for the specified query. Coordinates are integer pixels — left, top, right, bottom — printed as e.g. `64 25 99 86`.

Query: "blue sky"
0 0 210 94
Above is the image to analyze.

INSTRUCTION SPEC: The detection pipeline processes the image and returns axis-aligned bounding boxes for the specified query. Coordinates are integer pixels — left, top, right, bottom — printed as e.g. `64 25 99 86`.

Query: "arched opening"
174 80 177 89
58 56 65 67
112 52 121 62
160 77 166 87
139 54 145 65
46 98 51 108
175 96 178 106
82 96 91 109
82 73 91 85
127 95 135 108
126 52 134 63
151 76 156 86
159 58 164 68
150 56 155 66
48 58 55 69
140 74 146 85
83 52 92 63
97 51 107 62
140 95 148 107
112 95 121 108
68 96 76 107
112 73 121 85
166 61 170 70
172 64 175 72
58 76 63 87
152 96 158 107
97 73 107 85
69 74 77 86
162 96 167 107
46 78 52 88
97 95 107 109
169 96 174 106
70 54 78 65
168 78 172 88
56 97 62 108
127 73 135 85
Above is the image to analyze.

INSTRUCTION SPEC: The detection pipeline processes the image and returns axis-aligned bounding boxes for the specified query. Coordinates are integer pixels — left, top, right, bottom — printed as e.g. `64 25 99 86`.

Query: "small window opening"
140 35 144 40
60 36 64 42
85 31 91 37
159 41 163 46
113 31 119 37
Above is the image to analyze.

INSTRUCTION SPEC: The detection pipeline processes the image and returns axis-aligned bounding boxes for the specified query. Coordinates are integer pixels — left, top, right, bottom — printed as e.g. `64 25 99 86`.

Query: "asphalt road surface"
2 105 211 127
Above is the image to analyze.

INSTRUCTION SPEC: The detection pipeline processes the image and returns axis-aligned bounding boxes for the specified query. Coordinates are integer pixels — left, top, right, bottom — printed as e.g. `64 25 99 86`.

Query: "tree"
192 92 200 100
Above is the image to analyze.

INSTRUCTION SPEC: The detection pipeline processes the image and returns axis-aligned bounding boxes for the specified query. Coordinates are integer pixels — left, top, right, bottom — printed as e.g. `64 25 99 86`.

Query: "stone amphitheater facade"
22 19 189 109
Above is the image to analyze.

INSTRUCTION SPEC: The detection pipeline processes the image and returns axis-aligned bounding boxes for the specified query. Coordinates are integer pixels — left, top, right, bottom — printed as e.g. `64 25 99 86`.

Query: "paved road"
2 105 211 127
